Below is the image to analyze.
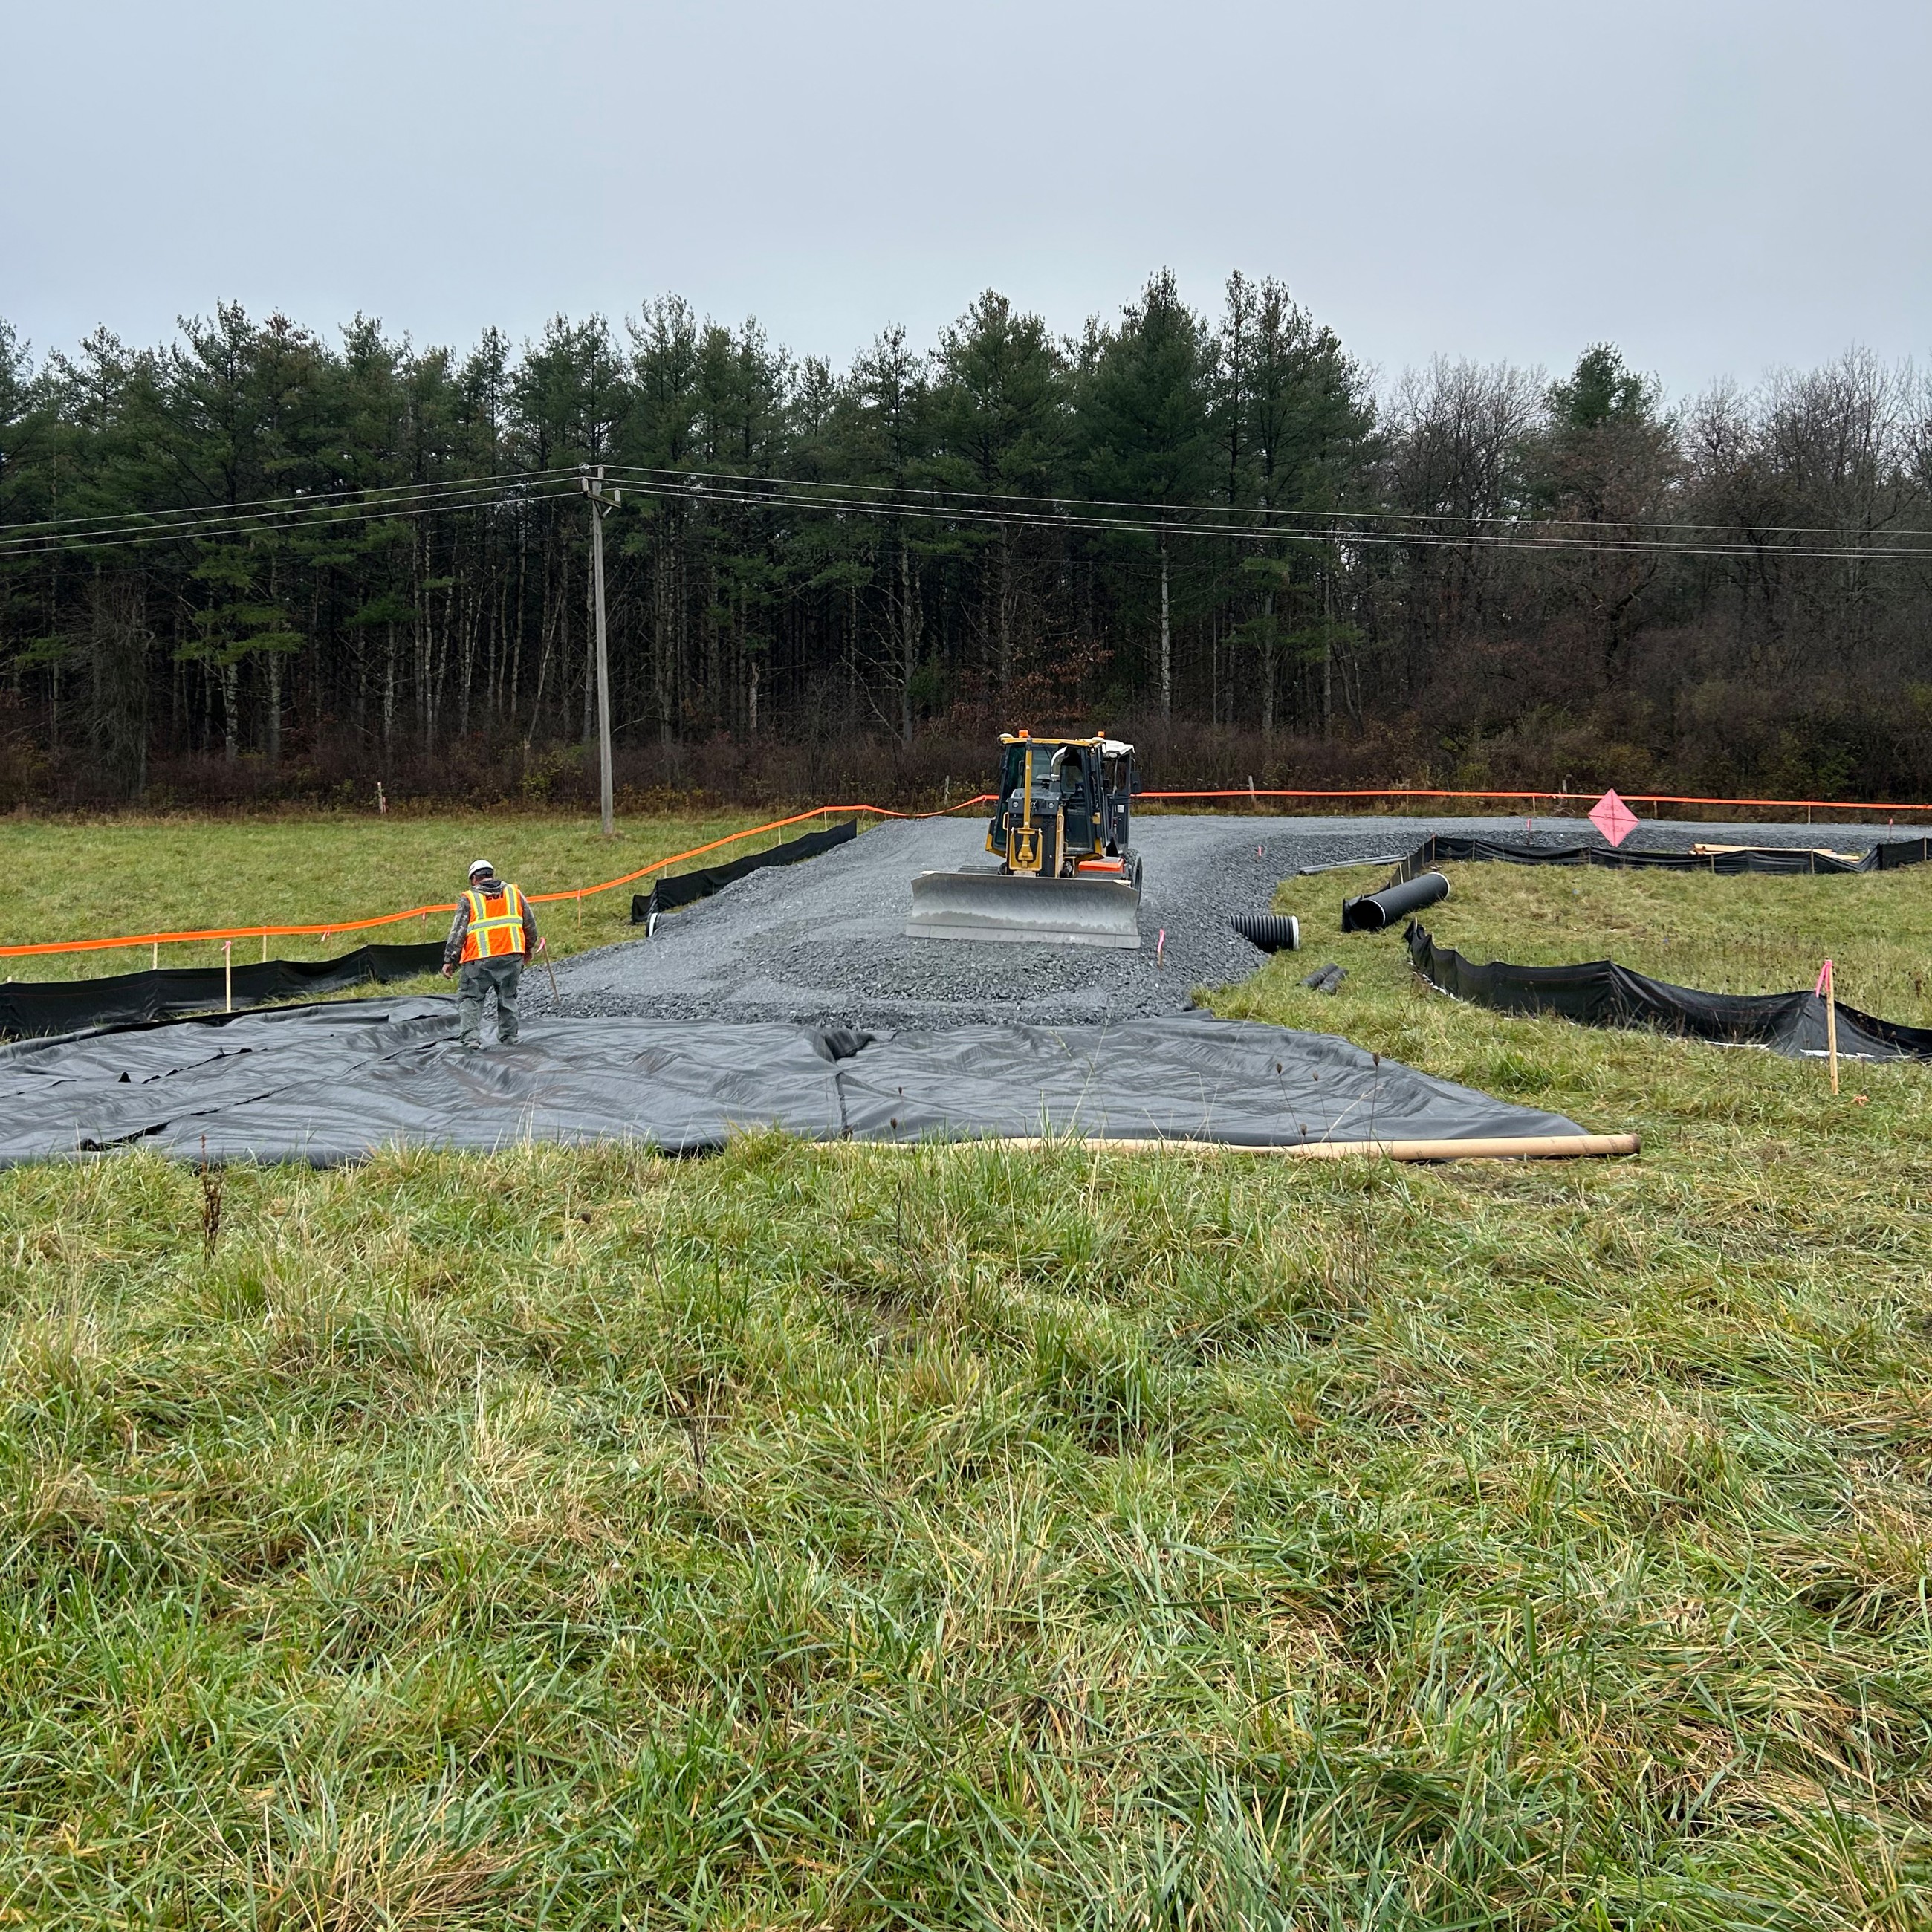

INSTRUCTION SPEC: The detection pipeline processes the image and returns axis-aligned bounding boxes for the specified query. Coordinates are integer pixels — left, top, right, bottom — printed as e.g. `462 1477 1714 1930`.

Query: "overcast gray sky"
4 0 1926 401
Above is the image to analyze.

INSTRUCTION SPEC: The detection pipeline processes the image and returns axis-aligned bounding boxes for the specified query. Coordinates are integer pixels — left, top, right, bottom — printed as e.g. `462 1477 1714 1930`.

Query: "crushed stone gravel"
532 812 1905 1032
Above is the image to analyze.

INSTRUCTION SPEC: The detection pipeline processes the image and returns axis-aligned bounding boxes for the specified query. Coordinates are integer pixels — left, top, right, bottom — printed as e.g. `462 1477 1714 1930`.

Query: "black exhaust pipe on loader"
1341 870 1450 933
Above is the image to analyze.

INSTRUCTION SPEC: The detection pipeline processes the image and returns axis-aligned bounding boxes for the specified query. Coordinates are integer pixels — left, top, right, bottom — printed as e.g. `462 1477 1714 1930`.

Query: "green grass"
1 808 786 982
2 846 1931 1925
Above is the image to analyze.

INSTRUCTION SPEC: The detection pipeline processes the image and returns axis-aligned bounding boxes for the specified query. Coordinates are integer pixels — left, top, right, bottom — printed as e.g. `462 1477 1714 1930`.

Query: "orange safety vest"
459 884 528 963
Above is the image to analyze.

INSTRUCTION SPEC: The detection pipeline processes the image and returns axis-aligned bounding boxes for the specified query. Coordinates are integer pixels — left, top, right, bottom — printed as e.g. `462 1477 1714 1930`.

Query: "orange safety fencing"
0 799 994 962
5 783 1927 964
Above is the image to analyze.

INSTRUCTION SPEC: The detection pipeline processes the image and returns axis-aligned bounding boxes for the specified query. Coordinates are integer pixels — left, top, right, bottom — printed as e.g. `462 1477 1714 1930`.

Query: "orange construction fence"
0 800 991 963
4 785 1927 964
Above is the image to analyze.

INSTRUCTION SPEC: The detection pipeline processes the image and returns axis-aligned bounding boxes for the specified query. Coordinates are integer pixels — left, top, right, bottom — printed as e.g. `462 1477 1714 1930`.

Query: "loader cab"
988 733 1136 876
998 739 1071 816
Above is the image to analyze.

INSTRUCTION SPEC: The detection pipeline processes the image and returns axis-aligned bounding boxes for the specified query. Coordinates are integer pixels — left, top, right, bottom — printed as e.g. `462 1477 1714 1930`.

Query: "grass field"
1 808 782 981
2 836 1931 1926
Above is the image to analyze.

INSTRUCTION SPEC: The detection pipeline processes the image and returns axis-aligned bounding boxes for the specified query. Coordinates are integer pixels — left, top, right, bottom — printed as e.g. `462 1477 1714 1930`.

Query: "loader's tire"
1129 852 1144 895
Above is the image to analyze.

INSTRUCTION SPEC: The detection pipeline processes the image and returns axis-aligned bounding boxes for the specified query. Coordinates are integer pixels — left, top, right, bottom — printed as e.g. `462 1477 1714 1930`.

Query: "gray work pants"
458 956 522 1046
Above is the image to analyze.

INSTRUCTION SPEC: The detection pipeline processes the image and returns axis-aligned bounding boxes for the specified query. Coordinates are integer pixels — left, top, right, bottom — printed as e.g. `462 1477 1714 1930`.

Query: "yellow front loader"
906 733 1144 948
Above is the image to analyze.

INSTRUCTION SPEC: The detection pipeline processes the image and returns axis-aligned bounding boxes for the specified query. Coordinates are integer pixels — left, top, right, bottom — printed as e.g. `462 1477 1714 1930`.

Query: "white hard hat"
468 858 496 878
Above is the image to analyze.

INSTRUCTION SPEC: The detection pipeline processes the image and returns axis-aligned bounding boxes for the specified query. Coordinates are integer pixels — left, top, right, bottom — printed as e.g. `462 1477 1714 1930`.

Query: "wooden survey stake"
1817 959 1839 1095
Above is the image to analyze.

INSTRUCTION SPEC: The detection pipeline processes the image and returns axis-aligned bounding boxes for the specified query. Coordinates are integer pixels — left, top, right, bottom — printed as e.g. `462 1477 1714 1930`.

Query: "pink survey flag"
1589 788 1638 846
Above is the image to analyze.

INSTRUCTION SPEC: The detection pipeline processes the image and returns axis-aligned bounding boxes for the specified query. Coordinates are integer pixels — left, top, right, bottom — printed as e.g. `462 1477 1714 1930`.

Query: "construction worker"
441 859 538 1048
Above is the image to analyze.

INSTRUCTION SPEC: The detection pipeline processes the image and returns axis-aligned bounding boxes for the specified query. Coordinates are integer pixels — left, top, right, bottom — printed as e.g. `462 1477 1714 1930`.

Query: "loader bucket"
906 869 1142 949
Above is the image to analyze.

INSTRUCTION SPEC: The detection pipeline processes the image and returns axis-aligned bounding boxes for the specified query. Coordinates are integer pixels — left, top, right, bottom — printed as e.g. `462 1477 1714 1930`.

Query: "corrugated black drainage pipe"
1230 912 1301 953
1341 870 1450 934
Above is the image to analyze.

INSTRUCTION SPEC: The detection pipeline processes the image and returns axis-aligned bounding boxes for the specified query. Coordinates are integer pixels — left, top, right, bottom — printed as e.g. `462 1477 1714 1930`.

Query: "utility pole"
1158 533 1171 724
581 466 621 836
1322 522 1334 739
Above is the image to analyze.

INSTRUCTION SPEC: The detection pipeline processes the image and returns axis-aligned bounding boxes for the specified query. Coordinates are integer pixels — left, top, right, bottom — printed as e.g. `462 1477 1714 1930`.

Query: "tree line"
2 271 1928 808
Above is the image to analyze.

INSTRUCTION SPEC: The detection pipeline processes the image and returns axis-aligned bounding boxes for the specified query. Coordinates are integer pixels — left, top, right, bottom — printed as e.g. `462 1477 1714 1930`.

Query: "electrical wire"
597 461 1932 545
10 454 1928 551
0 475 578 558
597 472 1932 562
0 466 574 537
4 464 1929 565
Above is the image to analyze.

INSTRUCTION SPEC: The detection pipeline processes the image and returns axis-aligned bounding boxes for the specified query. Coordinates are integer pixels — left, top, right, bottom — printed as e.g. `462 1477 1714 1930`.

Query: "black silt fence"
632 819 858 926
1406 921 1932 1062
1391 834 1932 882
0 941 446 1041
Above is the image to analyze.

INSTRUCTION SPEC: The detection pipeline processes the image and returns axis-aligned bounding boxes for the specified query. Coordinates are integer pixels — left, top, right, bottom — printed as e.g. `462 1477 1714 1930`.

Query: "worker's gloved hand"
441 964 453 978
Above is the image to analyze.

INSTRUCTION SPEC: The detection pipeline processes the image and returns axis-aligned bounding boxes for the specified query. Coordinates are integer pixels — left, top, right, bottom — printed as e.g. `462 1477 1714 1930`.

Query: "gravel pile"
535 813 1904 1032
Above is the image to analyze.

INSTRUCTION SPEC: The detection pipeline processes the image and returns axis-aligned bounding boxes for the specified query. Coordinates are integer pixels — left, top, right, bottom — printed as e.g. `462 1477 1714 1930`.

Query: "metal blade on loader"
906 869 1142 948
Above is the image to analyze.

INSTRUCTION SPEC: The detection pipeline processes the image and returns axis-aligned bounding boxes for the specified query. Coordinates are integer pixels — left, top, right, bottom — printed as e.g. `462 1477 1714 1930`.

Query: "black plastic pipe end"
1230 912 1302 953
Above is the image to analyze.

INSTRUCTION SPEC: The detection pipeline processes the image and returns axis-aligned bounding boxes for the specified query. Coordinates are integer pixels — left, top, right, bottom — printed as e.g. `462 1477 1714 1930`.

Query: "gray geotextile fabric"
0 996 1588 1166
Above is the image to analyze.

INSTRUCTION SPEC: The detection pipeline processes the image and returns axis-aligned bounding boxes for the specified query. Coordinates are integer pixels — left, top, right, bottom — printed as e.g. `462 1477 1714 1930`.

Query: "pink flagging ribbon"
1814 959 1834 997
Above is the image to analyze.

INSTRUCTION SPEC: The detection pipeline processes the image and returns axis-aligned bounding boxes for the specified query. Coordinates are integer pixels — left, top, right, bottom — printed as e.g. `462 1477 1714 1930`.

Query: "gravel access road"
535 812 1908 1031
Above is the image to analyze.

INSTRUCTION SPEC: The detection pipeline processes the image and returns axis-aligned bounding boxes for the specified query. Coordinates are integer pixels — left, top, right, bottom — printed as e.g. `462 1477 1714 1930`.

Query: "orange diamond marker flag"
1589 788 1638 846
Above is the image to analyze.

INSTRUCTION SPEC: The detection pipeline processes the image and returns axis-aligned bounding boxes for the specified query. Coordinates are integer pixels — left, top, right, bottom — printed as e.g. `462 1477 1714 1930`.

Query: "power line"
9 457 1928 549
597 472 1932 563
0 476 580 559
0 466 572 537
0 473 576 553
3 464 1929 565
598 461 1932 545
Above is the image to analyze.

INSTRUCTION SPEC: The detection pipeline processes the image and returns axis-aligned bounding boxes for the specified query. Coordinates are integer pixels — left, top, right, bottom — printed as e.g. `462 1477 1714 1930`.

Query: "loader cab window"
1003 742 1075 808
